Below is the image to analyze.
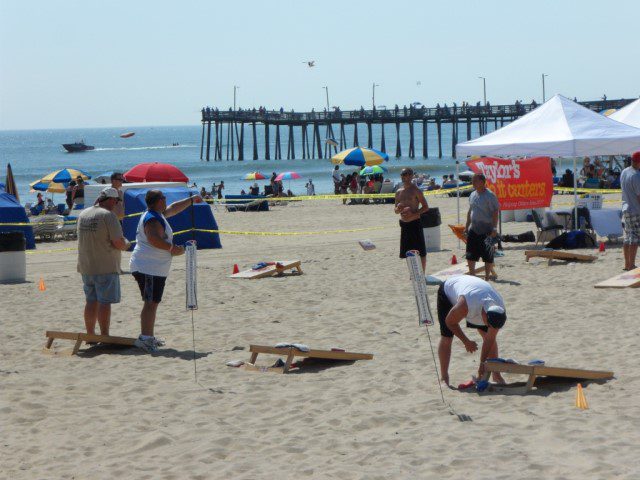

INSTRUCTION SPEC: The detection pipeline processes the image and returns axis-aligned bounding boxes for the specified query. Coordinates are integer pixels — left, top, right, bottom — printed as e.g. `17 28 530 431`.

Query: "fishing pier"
199 99 632 161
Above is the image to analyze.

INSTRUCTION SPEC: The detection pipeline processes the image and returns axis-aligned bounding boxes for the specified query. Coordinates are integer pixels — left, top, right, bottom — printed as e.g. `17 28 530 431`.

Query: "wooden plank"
525 250 597 263
249 344 373 361
484 362 613 380
45 331 137 346
594 267 640 289
430 263 489 283
241 363 284 374
230 260 302 279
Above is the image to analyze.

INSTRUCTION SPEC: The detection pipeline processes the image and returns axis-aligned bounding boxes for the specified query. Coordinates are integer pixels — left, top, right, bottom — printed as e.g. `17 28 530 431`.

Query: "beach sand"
2 193 639 479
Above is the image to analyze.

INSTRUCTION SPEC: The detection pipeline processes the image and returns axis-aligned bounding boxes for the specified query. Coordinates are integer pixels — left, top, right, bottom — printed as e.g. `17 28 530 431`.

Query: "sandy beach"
2 193 639 480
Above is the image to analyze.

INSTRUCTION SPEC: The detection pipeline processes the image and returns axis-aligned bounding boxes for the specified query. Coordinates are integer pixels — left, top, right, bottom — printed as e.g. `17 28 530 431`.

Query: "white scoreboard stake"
405 250 446 405
185 240 199 382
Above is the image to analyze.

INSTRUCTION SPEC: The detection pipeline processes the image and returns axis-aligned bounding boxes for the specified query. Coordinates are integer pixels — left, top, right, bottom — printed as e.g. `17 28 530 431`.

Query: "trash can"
0 231 26 283
420 207 441 252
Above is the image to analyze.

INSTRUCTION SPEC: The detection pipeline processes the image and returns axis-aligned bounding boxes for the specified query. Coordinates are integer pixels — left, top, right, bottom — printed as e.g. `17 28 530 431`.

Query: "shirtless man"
394 168 429 271
437 274 507 386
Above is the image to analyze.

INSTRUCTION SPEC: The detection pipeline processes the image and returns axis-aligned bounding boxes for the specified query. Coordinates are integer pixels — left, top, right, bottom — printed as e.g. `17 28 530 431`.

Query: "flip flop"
458 379 475 389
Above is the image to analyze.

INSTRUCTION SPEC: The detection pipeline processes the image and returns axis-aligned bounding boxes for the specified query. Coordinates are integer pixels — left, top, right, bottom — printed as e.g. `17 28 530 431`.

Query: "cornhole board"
480 362 613 392
429 262 497 284
594 267 640 288
44 331 136 355
246 344 373 373
525 250 597 263
230 260 302 279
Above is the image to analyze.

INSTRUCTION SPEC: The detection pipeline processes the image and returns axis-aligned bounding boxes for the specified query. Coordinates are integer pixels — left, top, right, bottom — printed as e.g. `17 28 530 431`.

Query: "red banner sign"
465 157 553 210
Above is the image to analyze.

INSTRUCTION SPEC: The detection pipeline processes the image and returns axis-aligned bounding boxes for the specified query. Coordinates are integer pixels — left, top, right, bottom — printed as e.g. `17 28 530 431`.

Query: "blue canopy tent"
123 187 222 249
0 192 36 249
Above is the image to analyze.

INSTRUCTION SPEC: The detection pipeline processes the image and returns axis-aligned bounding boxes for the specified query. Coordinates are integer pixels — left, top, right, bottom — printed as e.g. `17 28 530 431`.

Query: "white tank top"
130 210 173 277
444 275 505 326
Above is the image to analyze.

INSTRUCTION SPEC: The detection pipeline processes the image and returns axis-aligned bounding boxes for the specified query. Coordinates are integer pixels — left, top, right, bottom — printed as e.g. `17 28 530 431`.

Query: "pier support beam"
451 118 457 159
466 117 471 140
380 124 386 153
395 122 401 158
353 123 359 147
339 124 346 150
264 124 270 160
238 123 244 161
275 125 281 160
214 122 220 161
314 123 322 158
436 120 442 158
252 122 258 160
200 122 205 160
287 125 295 159
205 121 212 161
422 121 428 158
367 122 372 149
408 122 415 158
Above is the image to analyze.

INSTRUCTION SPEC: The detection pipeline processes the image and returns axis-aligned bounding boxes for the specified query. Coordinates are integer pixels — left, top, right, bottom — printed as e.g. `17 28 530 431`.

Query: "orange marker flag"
38 277 46 291
575 383 589 410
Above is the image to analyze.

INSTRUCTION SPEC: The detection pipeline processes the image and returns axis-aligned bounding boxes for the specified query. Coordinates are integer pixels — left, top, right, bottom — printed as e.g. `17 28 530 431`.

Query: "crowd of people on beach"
556 156 622 189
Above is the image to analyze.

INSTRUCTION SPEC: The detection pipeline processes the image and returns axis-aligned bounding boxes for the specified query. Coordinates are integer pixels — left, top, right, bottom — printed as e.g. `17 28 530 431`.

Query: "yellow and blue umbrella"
39 168 91 184
360 165 388 176
30 180 67 193
331 147 389 167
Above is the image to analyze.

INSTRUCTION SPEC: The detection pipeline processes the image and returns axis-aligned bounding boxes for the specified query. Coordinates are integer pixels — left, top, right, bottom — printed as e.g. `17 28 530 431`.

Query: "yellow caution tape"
172 225 392 236
554 187 621 194
26 247 78 255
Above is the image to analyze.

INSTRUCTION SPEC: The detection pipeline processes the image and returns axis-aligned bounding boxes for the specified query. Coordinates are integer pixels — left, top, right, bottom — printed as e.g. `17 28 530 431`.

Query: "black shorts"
437 284 488 338
132 271 167 304
465 229 494 263
399 219 426 258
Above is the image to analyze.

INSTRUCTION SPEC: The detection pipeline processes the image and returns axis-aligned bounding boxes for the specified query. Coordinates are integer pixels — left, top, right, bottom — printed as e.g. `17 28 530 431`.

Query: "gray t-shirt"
620 166 640 214
469 189 500 234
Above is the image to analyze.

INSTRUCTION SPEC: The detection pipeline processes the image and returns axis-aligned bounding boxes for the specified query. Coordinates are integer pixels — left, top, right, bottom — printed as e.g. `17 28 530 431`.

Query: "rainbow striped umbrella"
244 171 267 180
275 171 301 181
331 147 389 167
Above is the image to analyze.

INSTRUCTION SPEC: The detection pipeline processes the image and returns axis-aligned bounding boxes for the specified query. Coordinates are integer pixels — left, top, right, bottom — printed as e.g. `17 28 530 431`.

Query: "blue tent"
0 192 35 249
123 187 222 250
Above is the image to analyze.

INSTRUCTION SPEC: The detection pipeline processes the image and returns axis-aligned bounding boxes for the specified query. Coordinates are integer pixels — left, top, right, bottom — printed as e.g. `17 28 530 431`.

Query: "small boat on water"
62 140 94 153
120 132 135 138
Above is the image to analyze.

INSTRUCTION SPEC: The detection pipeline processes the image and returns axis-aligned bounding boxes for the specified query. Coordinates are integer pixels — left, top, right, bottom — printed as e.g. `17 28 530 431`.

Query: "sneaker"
135 335 159 353
154 337 166 347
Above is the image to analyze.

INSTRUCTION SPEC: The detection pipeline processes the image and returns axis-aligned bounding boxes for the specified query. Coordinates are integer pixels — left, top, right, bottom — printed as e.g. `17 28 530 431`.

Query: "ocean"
0 122 489 202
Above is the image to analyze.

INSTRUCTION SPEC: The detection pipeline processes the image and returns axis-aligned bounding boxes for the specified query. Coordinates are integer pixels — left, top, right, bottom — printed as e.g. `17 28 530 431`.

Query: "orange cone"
575 383 589 410
451 254 458 265
232 264 240 274
599 241 606 253
38 277 46 291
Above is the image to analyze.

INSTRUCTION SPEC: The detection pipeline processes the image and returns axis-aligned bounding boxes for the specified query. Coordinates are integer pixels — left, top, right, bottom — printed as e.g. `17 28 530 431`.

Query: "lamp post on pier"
372 83 380 110
233 85 239 111
541 74 549 102
478 76 487 106
322 86 330 112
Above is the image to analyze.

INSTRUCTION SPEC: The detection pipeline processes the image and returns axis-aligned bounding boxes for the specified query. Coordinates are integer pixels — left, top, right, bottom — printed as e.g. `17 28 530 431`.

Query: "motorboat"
62 140 94 153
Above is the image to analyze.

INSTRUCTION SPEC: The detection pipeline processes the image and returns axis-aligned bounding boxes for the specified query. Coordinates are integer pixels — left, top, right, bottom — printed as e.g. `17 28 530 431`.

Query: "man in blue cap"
436 274 507 386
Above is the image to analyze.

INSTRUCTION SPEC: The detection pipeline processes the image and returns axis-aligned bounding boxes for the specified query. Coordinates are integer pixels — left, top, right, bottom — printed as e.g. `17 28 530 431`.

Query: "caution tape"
26 247 77 255
554 187 621 194
172 225 392 236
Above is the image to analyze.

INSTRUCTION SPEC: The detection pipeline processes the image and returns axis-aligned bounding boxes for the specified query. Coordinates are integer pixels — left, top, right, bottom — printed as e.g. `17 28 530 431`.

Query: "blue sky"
1 0 638 130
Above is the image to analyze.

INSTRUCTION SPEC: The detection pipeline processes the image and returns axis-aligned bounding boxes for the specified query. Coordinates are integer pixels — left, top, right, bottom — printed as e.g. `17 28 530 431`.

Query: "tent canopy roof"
456 95 640 157
609 98 640 128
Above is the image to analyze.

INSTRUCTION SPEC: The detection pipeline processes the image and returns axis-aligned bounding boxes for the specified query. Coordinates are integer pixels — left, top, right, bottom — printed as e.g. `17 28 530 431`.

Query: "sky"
1 0 638 130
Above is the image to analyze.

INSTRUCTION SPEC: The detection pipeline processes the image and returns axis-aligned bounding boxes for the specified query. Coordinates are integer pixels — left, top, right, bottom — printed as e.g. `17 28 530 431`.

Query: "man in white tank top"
436 274 507 386
130 189 202 353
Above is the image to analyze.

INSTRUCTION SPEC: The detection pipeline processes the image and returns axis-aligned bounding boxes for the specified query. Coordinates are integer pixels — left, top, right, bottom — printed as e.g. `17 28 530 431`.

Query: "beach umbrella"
359 165 388 175
331 147 389 167
5 163 19 202
93 171 116 184
40 168 91 184
274 171 301 191
244 171 267 180
124 162 188 183
29 180 67 193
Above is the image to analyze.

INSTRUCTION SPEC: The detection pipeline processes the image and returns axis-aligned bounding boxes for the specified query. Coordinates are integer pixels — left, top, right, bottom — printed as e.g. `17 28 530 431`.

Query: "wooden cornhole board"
525 250 597 263
480 361 613 392
429 262 497 284
230 260 302 279
44 331 136 355
594 267 640 288
245 344 373 373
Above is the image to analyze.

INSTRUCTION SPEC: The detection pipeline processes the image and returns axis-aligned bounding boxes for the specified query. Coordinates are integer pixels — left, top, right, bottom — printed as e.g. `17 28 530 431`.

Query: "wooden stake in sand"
185 240 199 382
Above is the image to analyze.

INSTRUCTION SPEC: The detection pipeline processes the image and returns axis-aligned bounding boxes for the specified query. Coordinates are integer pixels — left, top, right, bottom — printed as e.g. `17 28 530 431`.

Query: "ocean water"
0 122 491 202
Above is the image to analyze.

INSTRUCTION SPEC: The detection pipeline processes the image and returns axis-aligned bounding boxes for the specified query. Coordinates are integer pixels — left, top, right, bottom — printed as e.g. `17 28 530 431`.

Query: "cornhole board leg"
44 331 137 355
283 350 295 373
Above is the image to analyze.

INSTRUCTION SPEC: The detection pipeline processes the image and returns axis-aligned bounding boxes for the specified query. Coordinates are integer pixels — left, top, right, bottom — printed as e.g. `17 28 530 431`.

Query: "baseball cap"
632 151 640 163
485 304 507 329
97 187 120 202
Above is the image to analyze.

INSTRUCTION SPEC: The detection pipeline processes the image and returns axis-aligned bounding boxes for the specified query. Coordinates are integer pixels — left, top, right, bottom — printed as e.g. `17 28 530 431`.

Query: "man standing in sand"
129 190 202 353
77 187 130 337
465 173 500 281
332 165 341 194
395 168 429 271
436 275 507 386
621 151 640 271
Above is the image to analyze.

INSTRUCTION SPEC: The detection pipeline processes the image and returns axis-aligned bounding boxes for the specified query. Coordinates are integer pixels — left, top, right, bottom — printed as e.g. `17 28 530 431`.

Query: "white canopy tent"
609 98 640 128
456 95 640 230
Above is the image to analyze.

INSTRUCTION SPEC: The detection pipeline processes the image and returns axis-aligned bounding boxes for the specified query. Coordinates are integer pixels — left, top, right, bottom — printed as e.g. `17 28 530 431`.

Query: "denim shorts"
82 273 121 304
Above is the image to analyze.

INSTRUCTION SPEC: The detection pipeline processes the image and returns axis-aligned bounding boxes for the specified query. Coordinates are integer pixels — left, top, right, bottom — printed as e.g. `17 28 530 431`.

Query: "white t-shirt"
130 210 174 277
332 170 341 184
443 275 505 326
